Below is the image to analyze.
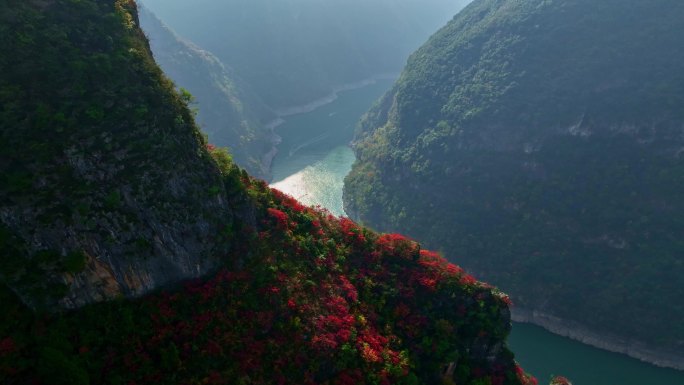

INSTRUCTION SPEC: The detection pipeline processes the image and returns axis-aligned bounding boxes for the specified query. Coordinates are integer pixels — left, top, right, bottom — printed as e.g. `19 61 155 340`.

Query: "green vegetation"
139 6 277 178
62 252 87 274
0 0 233 308
0 1 554 383
345 0 684 360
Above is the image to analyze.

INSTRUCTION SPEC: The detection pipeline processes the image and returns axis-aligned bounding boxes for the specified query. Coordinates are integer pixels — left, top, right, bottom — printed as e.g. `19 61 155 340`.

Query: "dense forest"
140 0 470 108
0 0 557 384
344 0 684 366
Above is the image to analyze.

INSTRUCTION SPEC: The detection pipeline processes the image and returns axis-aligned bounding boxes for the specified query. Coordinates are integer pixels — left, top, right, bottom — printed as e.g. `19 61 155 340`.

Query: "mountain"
0 1 552 384
138 6 277 179
140 0 471 109
344 0 684 368
0 0 240 309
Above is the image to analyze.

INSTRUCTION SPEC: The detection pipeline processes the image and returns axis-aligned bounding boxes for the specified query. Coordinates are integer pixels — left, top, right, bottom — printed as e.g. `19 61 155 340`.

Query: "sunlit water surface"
270 78 394 216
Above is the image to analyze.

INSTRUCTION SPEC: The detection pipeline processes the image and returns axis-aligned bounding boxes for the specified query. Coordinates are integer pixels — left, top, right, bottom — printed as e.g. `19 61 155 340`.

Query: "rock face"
138 6 277 179
344 0 684 366
0 0 250 309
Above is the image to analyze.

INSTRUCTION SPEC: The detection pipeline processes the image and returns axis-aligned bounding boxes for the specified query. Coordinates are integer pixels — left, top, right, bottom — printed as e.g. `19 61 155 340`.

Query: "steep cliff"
0 0 251 310
344 0 684 367
1 1 547 384
138 6 277 179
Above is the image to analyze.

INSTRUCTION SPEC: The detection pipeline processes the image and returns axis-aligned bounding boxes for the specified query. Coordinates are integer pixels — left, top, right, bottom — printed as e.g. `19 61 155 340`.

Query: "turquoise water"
271 146 356 216
269 80 684 385
509 323 684 385
270 78 394 216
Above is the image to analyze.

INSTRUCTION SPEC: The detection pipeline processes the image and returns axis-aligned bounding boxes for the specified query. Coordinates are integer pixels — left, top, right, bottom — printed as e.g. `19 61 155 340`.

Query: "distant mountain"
0 1 548 384
344 0 684 368
140 0 471 108
139 6 277 179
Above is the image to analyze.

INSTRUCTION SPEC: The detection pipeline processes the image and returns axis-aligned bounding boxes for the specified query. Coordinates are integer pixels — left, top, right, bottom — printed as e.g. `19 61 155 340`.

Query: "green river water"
268 79 684 385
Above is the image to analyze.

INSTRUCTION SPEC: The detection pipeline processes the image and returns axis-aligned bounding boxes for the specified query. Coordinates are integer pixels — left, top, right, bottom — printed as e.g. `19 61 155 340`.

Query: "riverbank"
511 307 684 370
260 74 398 181
273 73 398 117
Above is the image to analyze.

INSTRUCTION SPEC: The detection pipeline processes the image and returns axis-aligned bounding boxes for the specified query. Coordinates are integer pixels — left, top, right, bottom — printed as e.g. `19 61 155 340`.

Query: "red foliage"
551 376 572 385
445 263 464 276
376 233 417 261
418 250 464 278
312 296 355 351
339 217 366 245
360 343 381 363
12 177 525 385
267 208 290 230
271 188 310 214
515 364 538 385
460 274 477 286
418 276 437 290
498 293 513 306
267 286 281 294
356 329 389 363
311 333 340 351
338 275 358 302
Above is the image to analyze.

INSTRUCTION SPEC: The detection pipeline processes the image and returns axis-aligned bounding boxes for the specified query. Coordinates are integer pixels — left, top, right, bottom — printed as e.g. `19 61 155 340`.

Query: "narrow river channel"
268 79 684 385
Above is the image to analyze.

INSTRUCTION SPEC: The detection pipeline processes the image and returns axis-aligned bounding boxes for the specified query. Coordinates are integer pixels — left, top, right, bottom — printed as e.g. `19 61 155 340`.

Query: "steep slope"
141 0 471 108
0 0 246 309
0 1 548 384
1 182 536 385
344 0 684 368
138 6 278 179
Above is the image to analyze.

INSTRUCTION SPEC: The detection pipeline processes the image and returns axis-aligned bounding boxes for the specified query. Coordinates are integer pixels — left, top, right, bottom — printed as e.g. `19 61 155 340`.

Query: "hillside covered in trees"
344 0 684 367
0 0 560 384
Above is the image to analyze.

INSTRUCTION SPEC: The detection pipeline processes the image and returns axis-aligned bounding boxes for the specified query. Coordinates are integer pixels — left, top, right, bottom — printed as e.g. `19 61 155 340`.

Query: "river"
269 79 393 216
268 80 684 385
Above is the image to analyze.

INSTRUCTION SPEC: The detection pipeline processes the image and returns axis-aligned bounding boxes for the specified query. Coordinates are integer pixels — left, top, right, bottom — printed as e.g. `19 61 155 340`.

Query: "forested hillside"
344 0 684 367
140 0 470 108
0 1 554 383
139 6 277 178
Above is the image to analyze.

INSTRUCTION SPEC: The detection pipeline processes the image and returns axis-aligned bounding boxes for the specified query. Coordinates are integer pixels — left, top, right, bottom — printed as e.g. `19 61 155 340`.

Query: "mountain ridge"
344 0 684 368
